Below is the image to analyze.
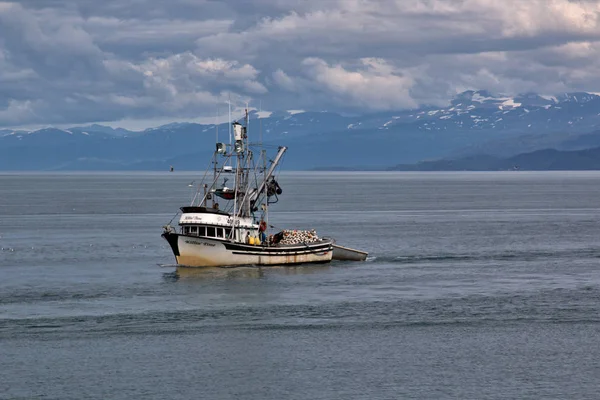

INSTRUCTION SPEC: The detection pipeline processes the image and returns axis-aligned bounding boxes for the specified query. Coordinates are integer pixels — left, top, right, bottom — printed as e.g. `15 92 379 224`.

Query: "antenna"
215 108 218 143
259 100 262 144
228 94 232 147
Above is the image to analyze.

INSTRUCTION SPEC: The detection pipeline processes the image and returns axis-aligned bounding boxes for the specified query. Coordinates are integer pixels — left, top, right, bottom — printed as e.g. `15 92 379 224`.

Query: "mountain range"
3 90 600 171
390 146 600 171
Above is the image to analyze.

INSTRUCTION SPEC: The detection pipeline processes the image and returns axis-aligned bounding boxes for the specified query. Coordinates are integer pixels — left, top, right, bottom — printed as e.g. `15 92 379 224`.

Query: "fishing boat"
161 109 367 267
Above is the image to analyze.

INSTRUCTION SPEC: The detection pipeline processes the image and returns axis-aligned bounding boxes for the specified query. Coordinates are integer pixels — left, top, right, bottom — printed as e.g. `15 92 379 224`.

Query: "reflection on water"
174 266 265 280
273 264 334 276
164 263 334 282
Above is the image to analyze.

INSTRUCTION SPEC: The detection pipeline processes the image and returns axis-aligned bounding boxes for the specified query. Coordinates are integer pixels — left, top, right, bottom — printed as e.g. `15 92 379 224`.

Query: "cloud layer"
2 0 600 127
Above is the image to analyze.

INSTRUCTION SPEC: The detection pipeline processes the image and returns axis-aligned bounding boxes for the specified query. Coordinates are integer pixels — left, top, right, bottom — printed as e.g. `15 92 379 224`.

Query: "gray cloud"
1 0 600 127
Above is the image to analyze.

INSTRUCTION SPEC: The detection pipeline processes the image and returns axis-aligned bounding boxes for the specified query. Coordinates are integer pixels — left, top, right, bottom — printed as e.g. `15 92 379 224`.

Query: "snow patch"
539 95 558 103
255 111 272 118
500 99 522 109
471 93 497 103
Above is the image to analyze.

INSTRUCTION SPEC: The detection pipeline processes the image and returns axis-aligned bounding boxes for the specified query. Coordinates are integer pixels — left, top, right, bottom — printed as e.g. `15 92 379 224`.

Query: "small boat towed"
332 244 369 261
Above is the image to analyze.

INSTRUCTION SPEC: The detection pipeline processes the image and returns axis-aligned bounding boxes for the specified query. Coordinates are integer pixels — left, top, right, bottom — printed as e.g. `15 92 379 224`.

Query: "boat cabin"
181 225 232 240
178 206 259 243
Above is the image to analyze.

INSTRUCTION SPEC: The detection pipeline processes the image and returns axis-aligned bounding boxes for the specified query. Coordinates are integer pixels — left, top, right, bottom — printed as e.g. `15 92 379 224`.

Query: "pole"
228 95 232 147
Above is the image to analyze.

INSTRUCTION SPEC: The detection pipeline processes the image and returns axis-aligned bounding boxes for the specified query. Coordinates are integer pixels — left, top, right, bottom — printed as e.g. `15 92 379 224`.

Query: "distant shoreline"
5 168 600 174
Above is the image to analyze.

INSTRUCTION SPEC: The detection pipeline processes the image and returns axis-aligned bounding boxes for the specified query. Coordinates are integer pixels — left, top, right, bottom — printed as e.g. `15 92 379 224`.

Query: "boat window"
190 226 197 235
198 226 206 237
217 228 224 238
183 226 189 234
207 227 216 237
225 228 231 238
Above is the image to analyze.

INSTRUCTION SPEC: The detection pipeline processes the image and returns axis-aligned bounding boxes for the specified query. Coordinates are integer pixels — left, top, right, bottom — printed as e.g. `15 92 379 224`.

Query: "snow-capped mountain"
348 90 600 134
3 91 600 170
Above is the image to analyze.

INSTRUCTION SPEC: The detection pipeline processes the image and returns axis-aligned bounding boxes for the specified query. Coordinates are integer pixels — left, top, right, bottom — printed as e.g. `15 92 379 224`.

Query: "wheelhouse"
178 206 259 242
181 224 232 240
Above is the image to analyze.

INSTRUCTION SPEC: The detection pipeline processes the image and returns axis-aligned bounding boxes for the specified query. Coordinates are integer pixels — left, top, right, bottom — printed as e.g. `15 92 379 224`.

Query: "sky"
1 0 600 129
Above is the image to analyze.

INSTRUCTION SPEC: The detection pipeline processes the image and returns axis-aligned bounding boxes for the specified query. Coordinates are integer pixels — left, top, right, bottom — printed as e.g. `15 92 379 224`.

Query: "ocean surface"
1 171 600 399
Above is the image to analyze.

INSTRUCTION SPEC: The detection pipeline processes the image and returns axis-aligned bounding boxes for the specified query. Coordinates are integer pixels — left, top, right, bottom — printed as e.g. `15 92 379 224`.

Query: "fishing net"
272 229 320 245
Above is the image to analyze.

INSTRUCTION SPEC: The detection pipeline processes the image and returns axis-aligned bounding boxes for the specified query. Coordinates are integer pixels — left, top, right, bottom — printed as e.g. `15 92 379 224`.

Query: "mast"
259 100 262 145
228 96 232 147
213 109 219 208
203 101 286 243
231 154 240 235
231 107 249 230
262 147 268 245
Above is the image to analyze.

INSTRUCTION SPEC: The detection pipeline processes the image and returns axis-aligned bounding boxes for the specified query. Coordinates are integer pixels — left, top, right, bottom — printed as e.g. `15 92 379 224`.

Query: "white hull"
163 232 333 267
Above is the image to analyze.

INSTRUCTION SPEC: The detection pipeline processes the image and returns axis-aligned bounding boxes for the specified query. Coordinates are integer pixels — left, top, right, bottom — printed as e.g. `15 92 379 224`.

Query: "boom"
249 145 287 204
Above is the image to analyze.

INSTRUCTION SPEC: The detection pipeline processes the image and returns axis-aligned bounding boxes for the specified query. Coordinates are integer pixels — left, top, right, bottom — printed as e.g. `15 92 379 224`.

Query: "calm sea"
1 172 600 399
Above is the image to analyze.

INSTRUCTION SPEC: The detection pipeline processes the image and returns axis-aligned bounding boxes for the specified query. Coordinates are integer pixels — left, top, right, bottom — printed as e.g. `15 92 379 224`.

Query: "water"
1 171 600 399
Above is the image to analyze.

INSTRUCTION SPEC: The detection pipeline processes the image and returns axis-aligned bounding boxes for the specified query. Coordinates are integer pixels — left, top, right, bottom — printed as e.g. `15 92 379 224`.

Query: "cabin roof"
180 206 230 216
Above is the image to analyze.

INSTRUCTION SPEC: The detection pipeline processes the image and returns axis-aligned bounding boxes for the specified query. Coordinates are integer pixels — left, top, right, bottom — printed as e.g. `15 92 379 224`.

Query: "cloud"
0 3 104 76
272 69 298 91
2 0 600 127
131 53 266 95
197 0 600 61
0 99 38 125
0 2 263 126
84 17 234 60
298 57 417 110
